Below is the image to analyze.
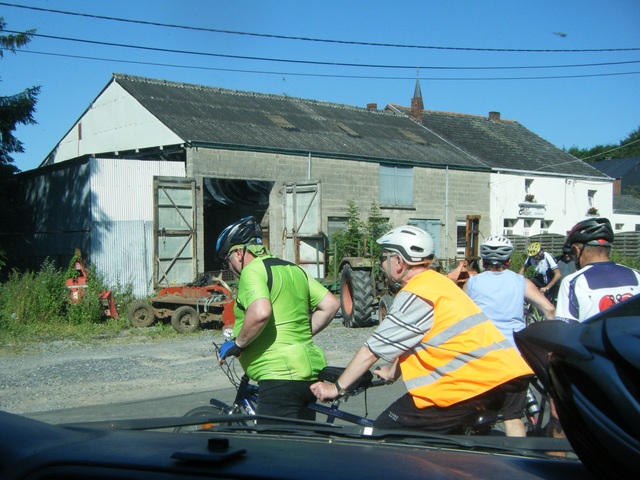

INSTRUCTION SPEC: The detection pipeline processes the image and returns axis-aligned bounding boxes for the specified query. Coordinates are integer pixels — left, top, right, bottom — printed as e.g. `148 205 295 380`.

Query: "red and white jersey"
556 261 640 322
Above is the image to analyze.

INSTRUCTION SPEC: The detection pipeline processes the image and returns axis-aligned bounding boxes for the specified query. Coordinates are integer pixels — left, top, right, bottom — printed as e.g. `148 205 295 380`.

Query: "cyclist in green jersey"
217 216 339 421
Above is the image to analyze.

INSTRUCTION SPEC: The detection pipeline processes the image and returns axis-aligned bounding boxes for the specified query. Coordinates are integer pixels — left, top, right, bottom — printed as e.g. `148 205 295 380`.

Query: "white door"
154 177 197 287
283 182 325 278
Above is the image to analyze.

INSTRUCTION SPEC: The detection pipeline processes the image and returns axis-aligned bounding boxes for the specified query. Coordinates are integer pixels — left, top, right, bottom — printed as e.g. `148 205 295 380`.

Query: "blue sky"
2 0 639 171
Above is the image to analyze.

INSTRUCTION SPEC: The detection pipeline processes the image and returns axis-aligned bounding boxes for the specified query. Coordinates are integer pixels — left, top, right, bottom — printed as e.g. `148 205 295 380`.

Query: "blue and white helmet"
480 235 514 264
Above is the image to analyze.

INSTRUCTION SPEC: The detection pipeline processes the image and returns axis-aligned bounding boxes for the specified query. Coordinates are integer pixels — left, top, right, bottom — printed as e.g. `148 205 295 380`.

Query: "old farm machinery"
127 272 235 333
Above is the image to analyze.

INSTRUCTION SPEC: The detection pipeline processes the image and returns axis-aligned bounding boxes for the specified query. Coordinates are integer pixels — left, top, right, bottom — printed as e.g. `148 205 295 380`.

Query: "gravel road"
0 321 376 415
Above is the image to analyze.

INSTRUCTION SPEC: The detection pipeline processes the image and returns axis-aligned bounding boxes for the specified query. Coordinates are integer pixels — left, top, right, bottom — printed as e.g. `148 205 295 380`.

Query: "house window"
503 218 517 235
615 223 624 230
525 178 533 194
541 220 553 233
327 217 348 241
523 219 535 237
636 224 640 232
380 165 413 207
588 190 597 207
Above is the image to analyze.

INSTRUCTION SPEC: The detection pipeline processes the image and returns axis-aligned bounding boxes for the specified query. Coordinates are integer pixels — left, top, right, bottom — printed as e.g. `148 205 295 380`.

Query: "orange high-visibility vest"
400 270 533 408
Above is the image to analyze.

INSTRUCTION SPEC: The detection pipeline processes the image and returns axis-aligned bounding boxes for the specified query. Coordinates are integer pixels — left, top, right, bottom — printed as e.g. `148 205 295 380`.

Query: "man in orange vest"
311 225 533 433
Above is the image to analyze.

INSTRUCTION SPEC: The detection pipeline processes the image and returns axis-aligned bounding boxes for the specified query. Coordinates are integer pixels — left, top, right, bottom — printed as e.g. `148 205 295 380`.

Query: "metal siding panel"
91 158 185 222
88 158 185 296
91 220 154 298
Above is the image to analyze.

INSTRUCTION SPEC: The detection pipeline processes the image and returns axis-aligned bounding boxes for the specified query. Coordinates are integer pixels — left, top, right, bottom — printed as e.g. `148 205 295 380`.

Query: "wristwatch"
335 380 348 397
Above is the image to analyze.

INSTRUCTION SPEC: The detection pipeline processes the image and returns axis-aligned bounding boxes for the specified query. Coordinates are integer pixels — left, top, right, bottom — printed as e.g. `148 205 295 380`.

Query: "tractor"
338 255 393 328
127 272 235 333
338 215 481 328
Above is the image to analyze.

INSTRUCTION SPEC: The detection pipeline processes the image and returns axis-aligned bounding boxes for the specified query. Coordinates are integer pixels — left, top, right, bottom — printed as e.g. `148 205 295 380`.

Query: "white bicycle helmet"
376 226 435 265
480 235 514 265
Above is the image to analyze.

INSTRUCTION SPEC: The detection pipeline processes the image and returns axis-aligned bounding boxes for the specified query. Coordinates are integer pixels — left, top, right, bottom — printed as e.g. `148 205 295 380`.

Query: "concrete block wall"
188 147 491 262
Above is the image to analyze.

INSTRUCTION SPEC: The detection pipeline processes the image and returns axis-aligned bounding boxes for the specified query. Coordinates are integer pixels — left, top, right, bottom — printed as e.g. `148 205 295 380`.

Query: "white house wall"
610 211 640 232
48 82 183 164
489 172 614 237
89 157 186 297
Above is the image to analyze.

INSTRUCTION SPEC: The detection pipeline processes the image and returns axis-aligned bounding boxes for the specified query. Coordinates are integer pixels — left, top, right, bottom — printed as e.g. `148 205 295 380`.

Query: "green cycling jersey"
233 255 329 381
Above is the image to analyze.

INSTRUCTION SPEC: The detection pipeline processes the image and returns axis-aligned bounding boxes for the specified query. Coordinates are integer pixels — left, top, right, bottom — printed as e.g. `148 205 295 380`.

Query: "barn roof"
83 74 609 180
113 74 487 171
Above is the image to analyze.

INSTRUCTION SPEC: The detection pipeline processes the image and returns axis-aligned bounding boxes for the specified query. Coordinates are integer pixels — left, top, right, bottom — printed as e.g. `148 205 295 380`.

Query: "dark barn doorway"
203 178 274 271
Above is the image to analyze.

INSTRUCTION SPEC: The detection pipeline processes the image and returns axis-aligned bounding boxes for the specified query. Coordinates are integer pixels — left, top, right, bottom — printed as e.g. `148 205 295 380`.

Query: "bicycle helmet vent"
526 242 541 257
480 235 513 264
216 216 262 261
564 217 614 249
376 225 435 265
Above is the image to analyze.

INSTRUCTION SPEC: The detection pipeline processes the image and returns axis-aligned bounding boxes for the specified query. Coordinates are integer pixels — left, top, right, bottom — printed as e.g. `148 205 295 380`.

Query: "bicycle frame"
219 372 376 427
229 374 258 416
206 341 551 435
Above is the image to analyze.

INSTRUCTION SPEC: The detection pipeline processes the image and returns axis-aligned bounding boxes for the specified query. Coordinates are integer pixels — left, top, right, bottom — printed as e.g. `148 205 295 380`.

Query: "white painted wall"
48 82 183 164
610 212 640 232
489 171 618 237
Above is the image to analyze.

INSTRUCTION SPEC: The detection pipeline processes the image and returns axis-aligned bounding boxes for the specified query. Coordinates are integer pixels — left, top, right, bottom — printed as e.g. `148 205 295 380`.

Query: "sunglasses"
224 249 238 265
378 253 396 264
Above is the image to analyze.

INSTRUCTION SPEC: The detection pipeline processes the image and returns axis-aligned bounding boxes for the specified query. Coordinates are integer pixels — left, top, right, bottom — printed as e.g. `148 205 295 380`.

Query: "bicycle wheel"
173 399 245 433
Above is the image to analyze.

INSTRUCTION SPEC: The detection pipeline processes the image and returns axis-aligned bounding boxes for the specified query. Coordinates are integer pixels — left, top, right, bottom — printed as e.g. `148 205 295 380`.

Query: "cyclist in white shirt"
519 242 562 303
556 217 640 322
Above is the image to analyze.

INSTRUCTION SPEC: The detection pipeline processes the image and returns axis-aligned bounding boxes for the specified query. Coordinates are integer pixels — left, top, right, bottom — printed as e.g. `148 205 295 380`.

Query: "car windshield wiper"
62 414 574 457
208 421 574 457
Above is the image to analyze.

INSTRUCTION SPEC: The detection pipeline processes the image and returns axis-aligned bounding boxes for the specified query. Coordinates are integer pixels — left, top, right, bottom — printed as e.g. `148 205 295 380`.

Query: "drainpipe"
445 166 449 260
308 153 312 180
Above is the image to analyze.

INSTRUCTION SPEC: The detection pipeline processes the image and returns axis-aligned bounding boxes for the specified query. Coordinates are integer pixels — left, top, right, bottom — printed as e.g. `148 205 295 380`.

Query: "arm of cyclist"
372 358 400 384
235 297 272 349
540 268 562 294
524 278 555 320
219 298 272 362
309 291 340 336
310 346 379 402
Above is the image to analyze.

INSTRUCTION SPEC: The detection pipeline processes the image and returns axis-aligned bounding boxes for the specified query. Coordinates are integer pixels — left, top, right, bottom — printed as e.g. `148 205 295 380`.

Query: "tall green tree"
329 200 392 274
0 19 40 272
1 19 39 169
568 126 640 162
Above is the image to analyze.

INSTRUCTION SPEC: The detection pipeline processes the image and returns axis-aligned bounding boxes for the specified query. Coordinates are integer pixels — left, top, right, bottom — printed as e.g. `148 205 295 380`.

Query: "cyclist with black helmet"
556 217 640 322
465 235 554 437
519 241 562 303
311 226 533 434
554 245 578 278
216 216 340 421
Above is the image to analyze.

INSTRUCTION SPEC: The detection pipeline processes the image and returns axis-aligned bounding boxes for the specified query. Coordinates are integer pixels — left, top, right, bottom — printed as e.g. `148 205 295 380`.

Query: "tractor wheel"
340 265 374 328
127 301 156 328
171 306 200 333
378 293 394 324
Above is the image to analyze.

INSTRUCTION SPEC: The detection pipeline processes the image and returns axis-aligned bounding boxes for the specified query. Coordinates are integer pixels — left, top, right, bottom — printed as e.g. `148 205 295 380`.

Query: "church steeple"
413 78 422 100
410 79 424 121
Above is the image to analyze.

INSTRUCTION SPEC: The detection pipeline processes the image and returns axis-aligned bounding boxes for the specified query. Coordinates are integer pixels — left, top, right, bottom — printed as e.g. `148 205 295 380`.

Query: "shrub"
0 257 136 343
0 259 68 330
328 201 392 277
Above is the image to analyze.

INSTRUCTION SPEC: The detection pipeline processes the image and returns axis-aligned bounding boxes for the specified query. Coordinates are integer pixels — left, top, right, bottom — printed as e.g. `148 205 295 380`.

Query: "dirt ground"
0 322 375 415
